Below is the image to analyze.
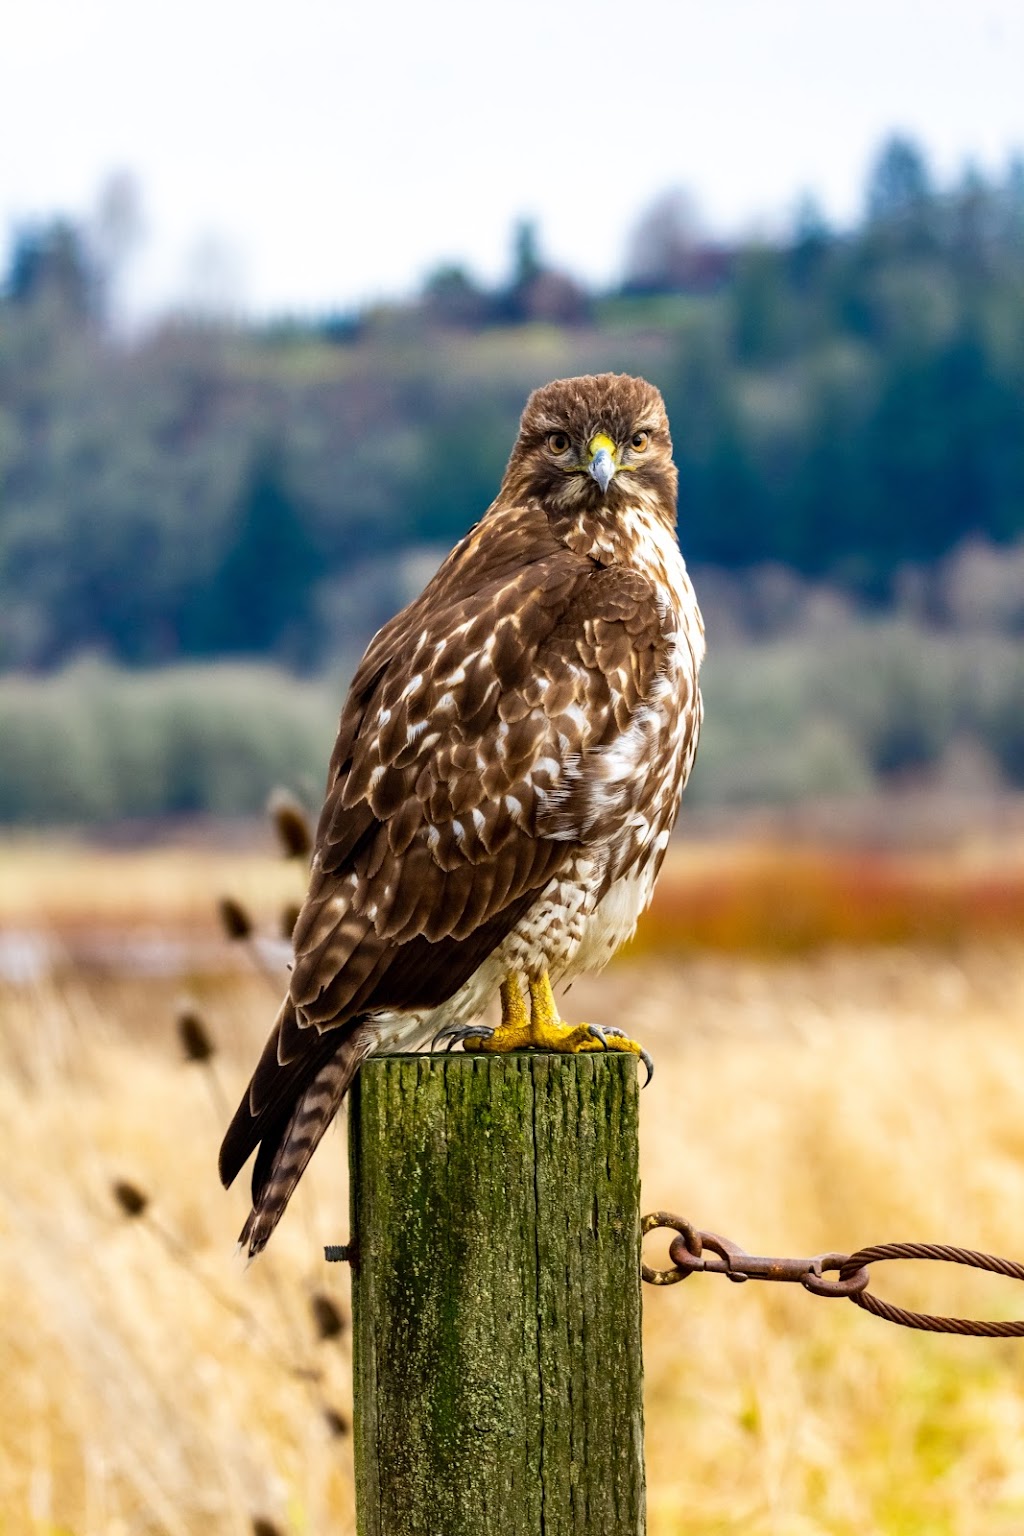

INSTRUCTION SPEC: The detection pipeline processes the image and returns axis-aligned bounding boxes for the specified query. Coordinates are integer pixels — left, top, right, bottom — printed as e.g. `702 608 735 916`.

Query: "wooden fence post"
348 1051 645 1536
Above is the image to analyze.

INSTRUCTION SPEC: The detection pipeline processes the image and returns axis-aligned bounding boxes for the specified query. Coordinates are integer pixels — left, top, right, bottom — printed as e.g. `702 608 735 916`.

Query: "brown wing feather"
288 529 671 1025
220 500 676 1254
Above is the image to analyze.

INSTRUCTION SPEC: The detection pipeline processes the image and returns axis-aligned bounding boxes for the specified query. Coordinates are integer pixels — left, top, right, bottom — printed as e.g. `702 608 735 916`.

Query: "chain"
641 1212 1024 1337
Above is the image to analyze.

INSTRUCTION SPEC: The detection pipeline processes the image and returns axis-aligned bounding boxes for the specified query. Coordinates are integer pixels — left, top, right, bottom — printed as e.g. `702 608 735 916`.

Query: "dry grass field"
3 839 1024 1534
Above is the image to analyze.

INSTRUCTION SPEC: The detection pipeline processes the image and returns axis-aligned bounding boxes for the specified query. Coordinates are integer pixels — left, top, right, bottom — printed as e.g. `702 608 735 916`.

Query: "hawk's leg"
448 976 533 1053
431 977 528 1054
460 972 653 1080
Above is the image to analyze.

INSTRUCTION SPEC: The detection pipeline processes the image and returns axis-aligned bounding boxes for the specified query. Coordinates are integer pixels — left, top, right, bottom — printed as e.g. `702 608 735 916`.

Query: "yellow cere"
587 432 618 463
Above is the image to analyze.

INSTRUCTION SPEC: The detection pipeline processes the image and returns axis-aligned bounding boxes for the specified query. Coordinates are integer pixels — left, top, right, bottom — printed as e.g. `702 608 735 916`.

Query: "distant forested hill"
1 136 1023 674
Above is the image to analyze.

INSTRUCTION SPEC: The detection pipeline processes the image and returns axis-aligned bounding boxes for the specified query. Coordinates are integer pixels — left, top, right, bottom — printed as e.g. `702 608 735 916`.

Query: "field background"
4 836 1024 1536
5 104 1024 1536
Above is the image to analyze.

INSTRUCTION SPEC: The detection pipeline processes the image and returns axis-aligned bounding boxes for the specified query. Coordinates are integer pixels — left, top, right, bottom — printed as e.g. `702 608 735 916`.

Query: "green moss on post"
349 1052 645 1536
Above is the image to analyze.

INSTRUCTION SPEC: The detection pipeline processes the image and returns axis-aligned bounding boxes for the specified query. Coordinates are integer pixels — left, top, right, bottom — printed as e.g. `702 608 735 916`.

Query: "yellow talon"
463 971 653 1082
459 977 532 1053
523 972 597 1052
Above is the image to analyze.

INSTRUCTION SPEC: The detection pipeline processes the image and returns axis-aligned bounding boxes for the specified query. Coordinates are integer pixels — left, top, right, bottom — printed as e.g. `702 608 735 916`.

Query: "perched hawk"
220 373 704 1255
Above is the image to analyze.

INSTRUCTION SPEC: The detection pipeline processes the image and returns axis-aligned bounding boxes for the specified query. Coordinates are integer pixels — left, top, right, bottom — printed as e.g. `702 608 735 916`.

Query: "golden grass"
1 968 355 1536
5 934 1024 1534
608 947 1024 1536
5 832 1024 953
0 841 300 936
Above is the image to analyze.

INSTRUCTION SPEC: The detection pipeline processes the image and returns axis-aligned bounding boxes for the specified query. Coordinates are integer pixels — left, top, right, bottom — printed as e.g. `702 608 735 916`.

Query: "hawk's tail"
219 1000 372 1258
238 1046 362 1257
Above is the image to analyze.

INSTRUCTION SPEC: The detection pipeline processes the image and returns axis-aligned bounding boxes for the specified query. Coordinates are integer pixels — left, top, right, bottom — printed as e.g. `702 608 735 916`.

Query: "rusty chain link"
641 1211 1024 1337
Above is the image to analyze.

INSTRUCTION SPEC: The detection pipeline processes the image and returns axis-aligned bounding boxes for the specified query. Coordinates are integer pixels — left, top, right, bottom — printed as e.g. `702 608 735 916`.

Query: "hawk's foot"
430 976 529 1055
445 976 533 1054
432 974 653 1083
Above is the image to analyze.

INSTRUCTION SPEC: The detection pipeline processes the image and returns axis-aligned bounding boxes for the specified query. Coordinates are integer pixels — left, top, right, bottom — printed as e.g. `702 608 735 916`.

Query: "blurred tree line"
1 135 1023 678
2 137 1024 823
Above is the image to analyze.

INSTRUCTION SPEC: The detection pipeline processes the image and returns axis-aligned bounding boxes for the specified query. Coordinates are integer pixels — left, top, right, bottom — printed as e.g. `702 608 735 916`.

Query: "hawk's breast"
586 502 704 878
509 502 704 983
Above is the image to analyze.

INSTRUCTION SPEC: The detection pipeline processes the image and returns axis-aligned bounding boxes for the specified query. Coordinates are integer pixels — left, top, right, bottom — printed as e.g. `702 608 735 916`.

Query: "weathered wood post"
348 1051 645 1536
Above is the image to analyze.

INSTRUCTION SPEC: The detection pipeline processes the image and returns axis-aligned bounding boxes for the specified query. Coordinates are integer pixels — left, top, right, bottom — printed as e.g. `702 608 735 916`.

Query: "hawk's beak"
587 434 617 494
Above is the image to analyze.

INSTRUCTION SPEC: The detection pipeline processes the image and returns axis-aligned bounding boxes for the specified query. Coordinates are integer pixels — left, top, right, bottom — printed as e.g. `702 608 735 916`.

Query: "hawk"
220 373 704 1255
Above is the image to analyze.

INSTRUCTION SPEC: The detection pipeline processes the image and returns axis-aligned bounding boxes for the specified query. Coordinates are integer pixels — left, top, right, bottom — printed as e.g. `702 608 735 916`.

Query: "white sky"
1 0 1022 319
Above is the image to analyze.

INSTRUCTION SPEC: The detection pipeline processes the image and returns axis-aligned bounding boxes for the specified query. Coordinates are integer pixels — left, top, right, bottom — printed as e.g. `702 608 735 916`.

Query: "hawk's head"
499 373 677 526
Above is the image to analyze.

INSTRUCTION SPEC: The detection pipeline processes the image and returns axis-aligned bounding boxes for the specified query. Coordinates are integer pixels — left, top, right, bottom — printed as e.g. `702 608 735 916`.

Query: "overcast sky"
2 0 1022 319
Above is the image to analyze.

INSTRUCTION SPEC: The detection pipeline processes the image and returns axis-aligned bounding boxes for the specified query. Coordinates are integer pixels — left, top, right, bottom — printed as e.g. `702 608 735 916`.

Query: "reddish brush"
627 847 1024 956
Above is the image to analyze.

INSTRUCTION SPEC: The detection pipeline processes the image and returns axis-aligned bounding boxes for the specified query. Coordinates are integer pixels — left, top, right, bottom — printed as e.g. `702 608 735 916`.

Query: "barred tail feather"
238 1032 372 1257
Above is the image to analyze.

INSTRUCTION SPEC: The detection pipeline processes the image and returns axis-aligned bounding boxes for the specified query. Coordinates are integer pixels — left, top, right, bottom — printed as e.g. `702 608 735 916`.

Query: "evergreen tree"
189 441 322 663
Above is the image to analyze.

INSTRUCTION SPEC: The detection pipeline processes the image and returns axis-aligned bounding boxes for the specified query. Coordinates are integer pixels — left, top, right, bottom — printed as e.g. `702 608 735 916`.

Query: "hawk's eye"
631 431 650 453
546 431 570 455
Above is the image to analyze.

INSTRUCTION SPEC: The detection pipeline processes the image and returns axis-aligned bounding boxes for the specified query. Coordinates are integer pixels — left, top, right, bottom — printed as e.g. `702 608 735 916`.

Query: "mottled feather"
220 373 704 1255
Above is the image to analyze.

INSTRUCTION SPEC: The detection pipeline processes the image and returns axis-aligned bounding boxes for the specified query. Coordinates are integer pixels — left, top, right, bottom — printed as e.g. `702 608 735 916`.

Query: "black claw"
431 1024 493 1055
586 1023 627 1050
586 1023 654 1086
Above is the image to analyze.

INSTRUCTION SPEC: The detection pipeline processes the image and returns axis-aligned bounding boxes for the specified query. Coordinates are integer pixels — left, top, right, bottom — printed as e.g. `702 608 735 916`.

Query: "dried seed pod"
268 790 313 861
177 1007 214 1063
323 1406 350 1438
310 1291 346 1341
218 895 253 941
113 1180 149 1218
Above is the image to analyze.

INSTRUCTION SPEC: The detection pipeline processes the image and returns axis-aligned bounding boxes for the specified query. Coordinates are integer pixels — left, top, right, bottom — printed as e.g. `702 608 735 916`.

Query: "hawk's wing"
292 507 673 1020
220 505 675 1191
